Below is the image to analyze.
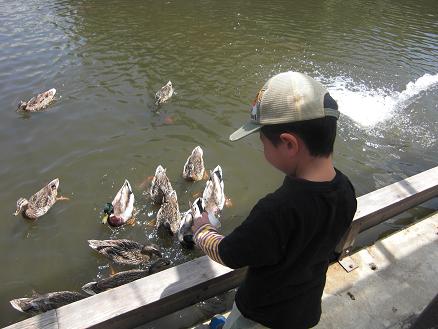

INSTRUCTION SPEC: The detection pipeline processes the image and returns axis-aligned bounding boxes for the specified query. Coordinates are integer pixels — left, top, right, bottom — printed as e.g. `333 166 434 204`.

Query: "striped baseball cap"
229 71 340 141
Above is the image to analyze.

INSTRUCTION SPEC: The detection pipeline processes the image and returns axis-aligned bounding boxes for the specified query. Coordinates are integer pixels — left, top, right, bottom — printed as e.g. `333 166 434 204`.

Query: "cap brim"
229 121 263 141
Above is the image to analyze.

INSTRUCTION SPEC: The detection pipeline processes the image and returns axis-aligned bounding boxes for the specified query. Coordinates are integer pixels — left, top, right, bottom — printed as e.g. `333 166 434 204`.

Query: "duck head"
14 198 29 216
101 202 114 224
16 101 27 112
148 258 171 274
141 244 162 258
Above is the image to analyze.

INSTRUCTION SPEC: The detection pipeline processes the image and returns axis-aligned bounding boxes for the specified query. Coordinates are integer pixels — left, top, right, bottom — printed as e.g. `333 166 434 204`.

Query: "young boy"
192 71 357 329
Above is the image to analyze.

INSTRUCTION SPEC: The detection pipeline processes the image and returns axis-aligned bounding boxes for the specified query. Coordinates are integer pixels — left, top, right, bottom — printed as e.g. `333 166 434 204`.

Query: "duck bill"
101 214 109 224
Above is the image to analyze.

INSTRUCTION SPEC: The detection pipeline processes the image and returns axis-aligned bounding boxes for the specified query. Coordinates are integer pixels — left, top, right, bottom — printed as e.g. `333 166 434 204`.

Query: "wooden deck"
4 165 438 329
192 212 438 329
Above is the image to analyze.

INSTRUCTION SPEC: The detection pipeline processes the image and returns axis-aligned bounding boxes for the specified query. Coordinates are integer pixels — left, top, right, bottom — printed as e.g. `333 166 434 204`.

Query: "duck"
17 88 56 112
102 179 135 227
88 239 162 266
202 165 225 215
155 81 174 106
182 146 206 181
10 291 84 315
156 190 181 235
178 197 204 247
81 258 171 295
150 165 173 204
14 178 68 219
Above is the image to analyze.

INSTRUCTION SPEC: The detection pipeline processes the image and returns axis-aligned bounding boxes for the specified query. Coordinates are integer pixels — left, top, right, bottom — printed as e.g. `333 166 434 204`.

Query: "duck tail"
10 298 32 313
81 282 98 295
87 239 102 250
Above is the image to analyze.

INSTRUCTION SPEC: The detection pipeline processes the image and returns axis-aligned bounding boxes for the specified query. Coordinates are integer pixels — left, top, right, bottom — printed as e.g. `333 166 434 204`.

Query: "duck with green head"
102 179 135 227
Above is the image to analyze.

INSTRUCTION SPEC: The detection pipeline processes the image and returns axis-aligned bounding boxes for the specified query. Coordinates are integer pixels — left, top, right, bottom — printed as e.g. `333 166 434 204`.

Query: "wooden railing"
5 166 438 329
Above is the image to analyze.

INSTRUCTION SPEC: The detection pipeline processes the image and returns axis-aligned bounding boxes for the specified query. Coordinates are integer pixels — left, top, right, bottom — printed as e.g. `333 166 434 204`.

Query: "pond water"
0 0 437 325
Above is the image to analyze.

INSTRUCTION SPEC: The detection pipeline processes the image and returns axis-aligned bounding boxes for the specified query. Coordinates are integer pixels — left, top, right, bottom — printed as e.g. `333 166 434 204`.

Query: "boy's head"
230 71 339 175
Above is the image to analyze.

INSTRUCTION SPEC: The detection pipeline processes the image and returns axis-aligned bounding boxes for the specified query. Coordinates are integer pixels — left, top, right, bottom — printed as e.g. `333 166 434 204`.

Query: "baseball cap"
229 71 340 141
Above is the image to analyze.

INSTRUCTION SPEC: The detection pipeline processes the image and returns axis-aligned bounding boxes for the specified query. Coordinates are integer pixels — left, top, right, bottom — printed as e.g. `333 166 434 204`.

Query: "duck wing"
10 291 83 315
88 239 144 265
26 179 59 218
82 269 149 295
25 89 56 112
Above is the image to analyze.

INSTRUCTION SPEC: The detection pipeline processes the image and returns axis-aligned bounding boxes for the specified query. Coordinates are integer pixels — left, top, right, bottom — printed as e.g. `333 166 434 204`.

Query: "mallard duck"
202 165 225 215
156 190 181 235
178 197 204 247
102 179 135 227
155 81 174 106
182 146 206 181
81 258 171 295
150 165 173 204
88 239 162 266
14 178 68 219
17 88 56 112
10 291 84 315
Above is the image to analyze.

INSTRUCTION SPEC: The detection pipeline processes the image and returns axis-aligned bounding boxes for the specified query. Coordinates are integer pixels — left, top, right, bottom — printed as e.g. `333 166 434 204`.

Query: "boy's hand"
191 211 211 233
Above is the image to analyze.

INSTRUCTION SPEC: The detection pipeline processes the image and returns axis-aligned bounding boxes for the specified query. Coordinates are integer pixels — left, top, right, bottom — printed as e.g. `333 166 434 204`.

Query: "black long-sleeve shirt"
218 169 357 328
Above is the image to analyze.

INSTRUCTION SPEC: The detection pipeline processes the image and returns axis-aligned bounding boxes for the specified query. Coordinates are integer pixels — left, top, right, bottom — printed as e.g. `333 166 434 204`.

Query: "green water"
0 0 437 325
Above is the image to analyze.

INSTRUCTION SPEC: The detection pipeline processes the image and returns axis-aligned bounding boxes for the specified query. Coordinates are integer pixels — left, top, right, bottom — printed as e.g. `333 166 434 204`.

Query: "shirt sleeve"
218 198 293 269
193 223 225 265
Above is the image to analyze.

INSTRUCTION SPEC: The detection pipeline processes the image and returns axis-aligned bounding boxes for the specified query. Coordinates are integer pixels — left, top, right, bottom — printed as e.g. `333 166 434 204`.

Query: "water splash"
327 73 438 127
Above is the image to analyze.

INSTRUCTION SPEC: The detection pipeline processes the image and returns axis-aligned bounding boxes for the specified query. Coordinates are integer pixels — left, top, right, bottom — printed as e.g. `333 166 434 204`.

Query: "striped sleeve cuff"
193 224 225 265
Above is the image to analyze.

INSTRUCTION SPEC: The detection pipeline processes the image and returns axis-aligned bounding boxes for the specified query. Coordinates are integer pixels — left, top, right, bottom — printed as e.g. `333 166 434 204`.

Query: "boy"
192 71 357 329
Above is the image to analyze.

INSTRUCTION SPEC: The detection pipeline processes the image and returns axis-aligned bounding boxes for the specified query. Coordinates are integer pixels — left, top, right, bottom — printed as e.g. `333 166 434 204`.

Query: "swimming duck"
178 197 204 247
202 165 225 215
81 258 171 295
155 81 174 106
14 178 68 219
88 239 162 266
102 179 135 227
150 165 173 204
182 146 206 181
17 88 56 112
10 291 84 315
156 190 181 235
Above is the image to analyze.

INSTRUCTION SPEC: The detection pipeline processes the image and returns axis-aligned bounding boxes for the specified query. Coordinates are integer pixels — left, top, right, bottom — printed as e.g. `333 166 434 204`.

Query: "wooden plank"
3 310 58 329
5 257 246 329
336 165 438 256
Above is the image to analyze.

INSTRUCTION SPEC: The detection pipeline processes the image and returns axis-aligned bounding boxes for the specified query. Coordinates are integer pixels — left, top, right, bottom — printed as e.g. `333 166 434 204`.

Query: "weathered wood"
336 165 438 257
5 257 246 329
4 310 58 329
6 166 438 329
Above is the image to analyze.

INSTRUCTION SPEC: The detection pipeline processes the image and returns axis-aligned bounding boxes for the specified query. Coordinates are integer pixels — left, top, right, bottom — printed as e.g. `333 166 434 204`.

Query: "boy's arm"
192 217 226 265
193 217 226 265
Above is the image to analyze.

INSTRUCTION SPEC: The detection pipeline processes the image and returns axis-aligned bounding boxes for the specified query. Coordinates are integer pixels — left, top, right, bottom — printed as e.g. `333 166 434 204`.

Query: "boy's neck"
292 155 336 182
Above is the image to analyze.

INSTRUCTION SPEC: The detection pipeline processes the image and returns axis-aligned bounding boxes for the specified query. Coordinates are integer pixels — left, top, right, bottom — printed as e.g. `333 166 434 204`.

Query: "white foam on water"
326 73 438 127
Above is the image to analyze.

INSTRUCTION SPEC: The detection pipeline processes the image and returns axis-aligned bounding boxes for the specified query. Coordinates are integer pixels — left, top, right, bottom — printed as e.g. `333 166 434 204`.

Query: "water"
0 0 437 325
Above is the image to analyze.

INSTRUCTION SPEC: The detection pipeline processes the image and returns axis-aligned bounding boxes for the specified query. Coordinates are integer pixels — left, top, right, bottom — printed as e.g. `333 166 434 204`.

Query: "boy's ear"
279 133 299 154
